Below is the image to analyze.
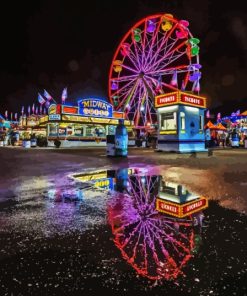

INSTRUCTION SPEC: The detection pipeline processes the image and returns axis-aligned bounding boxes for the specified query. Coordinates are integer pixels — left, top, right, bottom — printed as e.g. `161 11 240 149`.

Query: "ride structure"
109 13 202 129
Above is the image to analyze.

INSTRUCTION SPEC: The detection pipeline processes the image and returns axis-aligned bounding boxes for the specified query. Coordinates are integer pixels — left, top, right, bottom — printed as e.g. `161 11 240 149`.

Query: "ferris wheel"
108 14 201 128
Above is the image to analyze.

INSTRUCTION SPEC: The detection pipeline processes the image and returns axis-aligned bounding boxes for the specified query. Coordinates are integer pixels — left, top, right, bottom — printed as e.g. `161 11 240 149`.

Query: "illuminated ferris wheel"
107 175 199 280
109 14 201 127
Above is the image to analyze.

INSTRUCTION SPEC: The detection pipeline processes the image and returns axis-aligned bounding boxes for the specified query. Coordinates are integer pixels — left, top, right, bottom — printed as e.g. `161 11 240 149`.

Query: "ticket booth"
155 91 207 153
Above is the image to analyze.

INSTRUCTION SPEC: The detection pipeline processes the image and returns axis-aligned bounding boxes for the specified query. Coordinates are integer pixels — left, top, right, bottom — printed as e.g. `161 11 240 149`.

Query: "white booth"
155 91 208 153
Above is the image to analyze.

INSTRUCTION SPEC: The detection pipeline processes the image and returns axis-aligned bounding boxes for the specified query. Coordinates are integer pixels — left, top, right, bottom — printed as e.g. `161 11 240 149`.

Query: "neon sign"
180 94 206 108
78 98 113 118
155 92 178 107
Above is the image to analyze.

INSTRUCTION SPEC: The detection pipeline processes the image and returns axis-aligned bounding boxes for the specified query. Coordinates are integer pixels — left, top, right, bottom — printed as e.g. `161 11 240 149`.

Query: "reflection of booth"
156 180 208 218
155 91 207 153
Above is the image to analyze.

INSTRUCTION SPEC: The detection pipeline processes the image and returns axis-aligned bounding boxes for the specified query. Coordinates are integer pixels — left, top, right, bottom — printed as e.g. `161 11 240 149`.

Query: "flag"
14 113 18 120
206 109 210 118
61 87 67 103
45 100 51 109
21 106 24 114
28 106 31 115
38 93 46 105
43 89 53 100
217 112 221 120
10 112 13 121
32 104 35 114
5 110 8 119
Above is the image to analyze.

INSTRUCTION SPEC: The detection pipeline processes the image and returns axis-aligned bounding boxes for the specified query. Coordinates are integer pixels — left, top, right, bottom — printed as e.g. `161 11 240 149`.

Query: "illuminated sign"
156 197 208 218
61 115 131 126
155 91 206 109
180 94 206 108
155 92 178 107
78 98 113 118
49 114 61 120
63 106 78 114
49 104 61 114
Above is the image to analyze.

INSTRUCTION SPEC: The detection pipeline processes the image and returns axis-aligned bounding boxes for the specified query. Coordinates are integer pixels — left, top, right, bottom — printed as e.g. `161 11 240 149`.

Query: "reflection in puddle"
73 168 208 281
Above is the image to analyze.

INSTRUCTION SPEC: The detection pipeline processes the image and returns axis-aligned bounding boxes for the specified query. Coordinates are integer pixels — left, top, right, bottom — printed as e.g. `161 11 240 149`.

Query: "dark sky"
1 0 247 116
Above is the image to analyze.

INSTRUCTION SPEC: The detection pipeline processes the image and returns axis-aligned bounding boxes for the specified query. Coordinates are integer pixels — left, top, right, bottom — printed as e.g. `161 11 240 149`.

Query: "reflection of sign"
180 94 206 108
155 92 178 107
49 114 61 120
182 197 208 215
78 98 113 118
156 197 208 218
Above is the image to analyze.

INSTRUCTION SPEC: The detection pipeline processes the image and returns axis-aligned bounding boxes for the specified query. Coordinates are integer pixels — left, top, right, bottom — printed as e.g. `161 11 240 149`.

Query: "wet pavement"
0 148 247 295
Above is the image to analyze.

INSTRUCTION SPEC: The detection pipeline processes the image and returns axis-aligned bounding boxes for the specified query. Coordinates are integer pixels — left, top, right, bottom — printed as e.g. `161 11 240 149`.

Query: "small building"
155 91 207 153
38 98 134 147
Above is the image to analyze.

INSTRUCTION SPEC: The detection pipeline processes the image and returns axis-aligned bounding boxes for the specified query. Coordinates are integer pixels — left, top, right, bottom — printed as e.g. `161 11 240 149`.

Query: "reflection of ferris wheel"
109 14 201 127
108 175 200 280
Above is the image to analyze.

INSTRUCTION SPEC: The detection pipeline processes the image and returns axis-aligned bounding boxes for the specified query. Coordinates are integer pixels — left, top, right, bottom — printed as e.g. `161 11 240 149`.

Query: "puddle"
71 168 208 280
0 167 247 295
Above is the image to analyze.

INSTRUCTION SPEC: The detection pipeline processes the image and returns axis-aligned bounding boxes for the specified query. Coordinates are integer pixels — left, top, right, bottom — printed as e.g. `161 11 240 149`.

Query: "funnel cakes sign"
78 98 113 118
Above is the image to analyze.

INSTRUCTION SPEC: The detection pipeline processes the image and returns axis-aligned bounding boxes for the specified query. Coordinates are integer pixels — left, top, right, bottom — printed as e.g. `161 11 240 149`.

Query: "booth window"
160 112 177 130
199 115 203 130
180 112 185 130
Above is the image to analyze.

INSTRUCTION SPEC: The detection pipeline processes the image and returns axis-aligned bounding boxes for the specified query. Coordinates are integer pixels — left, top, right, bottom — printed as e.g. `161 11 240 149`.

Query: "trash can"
31 139 37 148
115 119 128 157
24 140 31 148
106 135 115 156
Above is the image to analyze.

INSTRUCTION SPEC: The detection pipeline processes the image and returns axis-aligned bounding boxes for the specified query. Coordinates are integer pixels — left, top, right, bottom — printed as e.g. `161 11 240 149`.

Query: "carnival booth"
155 91 207 153
39 98 133 147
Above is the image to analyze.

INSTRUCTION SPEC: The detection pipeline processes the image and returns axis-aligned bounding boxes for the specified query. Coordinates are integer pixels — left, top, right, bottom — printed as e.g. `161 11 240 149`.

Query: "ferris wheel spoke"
141 21 148 69
111 74 139 83
125 49 141 71
144 18 163 69
146 22 178 70
145 75 178 92
149 37 178 69
134 84 147 126
147 64 188 77
121 64 140 74
113 80 137 99
151 40 187 71
119 79 140 111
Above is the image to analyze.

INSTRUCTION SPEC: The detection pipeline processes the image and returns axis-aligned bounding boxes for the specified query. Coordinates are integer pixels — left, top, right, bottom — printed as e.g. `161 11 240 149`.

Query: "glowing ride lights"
107 174 206 280
109 13 201 127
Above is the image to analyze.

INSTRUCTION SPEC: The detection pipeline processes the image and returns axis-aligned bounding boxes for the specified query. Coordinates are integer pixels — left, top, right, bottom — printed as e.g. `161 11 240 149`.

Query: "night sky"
1 0 247 116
